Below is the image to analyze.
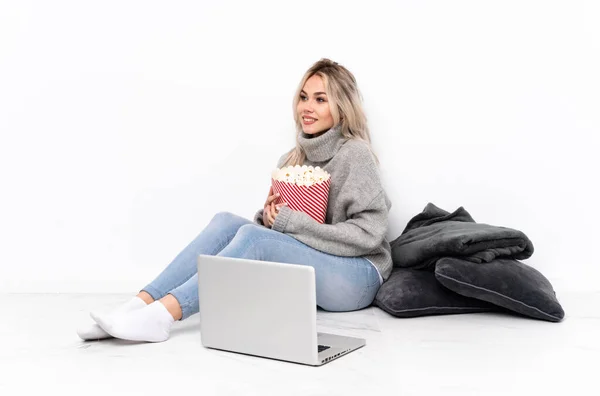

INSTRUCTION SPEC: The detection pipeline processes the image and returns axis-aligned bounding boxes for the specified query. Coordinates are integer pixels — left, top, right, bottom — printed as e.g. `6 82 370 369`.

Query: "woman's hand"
263 186 287 228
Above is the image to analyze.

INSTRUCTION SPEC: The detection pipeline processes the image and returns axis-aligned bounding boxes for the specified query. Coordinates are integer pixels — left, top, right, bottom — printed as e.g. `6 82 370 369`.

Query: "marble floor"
1 292 598 396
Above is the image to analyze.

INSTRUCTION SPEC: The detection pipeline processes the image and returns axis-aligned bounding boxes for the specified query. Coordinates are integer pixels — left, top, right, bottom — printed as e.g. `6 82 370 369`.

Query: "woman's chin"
303 126 326 136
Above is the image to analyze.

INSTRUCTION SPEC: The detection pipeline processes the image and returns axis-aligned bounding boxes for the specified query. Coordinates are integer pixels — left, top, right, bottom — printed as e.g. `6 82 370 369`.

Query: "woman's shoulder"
338 139 377 165
341 138 373 154
276 148 294 168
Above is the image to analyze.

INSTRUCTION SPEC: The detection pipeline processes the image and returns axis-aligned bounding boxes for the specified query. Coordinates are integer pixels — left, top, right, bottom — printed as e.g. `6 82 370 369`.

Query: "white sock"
77 296 147 341
90 301 175 343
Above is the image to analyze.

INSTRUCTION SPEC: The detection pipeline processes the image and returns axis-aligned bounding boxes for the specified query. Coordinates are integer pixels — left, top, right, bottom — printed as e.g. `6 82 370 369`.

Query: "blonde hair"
281 58 380 167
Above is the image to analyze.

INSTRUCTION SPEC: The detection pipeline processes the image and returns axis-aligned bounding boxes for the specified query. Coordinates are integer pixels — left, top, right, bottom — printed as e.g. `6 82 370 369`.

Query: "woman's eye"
300 95 326 103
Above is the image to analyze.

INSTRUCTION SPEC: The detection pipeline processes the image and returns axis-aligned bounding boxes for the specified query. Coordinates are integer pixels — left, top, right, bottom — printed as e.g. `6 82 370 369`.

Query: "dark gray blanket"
390 203 534 270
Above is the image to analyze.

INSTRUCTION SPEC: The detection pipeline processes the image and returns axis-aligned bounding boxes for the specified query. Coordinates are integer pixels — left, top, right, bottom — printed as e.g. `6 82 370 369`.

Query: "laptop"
197 254 366 366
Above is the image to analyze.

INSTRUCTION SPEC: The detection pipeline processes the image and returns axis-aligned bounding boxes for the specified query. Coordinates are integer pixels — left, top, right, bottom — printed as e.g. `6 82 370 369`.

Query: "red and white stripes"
271 178 331 224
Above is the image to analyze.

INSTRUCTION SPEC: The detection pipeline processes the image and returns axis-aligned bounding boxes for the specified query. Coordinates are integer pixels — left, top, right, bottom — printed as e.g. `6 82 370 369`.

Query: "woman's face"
297 74 335 137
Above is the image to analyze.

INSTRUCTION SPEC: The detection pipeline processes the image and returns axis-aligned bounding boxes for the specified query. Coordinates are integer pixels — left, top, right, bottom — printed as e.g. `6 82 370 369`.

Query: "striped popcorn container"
271 166 331 224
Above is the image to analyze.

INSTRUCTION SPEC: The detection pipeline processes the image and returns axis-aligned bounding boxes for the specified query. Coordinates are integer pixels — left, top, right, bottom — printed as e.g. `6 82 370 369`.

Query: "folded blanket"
390 203 534 270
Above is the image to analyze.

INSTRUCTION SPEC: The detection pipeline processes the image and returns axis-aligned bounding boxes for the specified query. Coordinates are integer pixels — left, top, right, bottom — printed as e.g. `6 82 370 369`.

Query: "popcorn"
270 165 331 224
271 165 330 186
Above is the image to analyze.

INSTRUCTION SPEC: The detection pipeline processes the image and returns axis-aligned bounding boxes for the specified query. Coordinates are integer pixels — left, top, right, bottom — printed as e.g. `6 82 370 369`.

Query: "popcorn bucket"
271 177 331 224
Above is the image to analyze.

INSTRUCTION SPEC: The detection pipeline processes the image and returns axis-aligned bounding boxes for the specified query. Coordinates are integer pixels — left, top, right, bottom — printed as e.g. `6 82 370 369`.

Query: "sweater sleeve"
254 208 265 226
271 190 389 256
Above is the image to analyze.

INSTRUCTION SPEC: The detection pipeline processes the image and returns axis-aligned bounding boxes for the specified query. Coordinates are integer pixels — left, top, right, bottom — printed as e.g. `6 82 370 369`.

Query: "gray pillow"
435 257 565 322
374 267 498 318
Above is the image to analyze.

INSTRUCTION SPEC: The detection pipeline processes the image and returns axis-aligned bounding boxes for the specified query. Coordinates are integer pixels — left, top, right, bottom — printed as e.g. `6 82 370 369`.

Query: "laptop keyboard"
318 345 330 353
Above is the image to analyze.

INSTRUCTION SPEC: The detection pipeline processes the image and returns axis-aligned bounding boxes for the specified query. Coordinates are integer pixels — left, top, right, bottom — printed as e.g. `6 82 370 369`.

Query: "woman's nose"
301 102 314 112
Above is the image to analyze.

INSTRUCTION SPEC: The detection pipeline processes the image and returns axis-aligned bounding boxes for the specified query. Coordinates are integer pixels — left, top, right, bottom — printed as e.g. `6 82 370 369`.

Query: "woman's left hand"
264 200 287 228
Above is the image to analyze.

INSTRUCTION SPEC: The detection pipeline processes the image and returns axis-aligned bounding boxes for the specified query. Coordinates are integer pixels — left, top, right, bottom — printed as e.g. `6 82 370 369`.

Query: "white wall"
1 0 598 294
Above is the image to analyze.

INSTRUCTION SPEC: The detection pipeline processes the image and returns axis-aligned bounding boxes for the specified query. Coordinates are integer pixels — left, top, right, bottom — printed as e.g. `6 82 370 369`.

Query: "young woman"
77 58 393 343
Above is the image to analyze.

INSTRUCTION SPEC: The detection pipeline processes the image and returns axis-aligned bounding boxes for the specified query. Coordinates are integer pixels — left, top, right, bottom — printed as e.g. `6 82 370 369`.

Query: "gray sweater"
254 124 393 282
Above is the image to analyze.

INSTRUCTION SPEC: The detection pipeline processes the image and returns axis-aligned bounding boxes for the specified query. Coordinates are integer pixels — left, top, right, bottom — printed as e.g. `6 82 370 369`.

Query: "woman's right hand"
263 186 286 228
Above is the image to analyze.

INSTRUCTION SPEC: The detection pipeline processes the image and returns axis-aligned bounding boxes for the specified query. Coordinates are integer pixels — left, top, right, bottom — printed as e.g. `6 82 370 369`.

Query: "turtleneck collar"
298 124 347 163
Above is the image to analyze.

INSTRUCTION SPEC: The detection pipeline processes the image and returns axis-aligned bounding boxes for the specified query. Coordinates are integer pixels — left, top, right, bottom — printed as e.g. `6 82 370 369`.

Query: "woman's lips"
303 117 317 125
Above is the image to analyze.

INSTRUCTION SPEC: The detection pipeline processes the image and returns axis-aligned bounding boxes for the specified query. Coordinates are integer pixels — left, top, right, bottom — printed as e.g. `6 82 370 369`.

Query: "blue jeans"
141 212 381 320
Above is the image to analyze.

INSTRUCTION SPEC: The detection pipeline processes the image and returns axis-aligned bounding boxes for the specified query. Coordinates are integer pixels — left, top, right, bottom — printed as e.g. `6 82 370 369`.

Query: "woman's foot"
77 296 148 341
90 301 175 343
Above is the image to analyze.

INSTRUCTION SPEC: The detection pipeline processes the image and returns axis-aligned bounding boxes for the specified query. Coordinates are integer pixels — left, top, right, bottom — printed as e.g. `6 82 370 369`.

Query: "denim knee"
234 223 270 239
211 211 244 225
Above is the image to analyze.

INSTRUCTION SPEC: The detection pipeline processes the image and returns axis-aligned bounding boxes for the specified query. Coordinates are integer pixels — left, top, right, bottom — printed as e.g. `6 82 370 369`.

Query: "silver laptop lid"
197 254 319 365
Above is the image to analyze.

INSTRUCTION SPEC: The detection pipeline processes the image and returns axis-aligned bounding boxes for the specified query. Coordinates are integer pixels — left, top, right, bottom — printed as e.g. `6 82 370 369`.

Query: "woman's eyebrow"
301 90 327 96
